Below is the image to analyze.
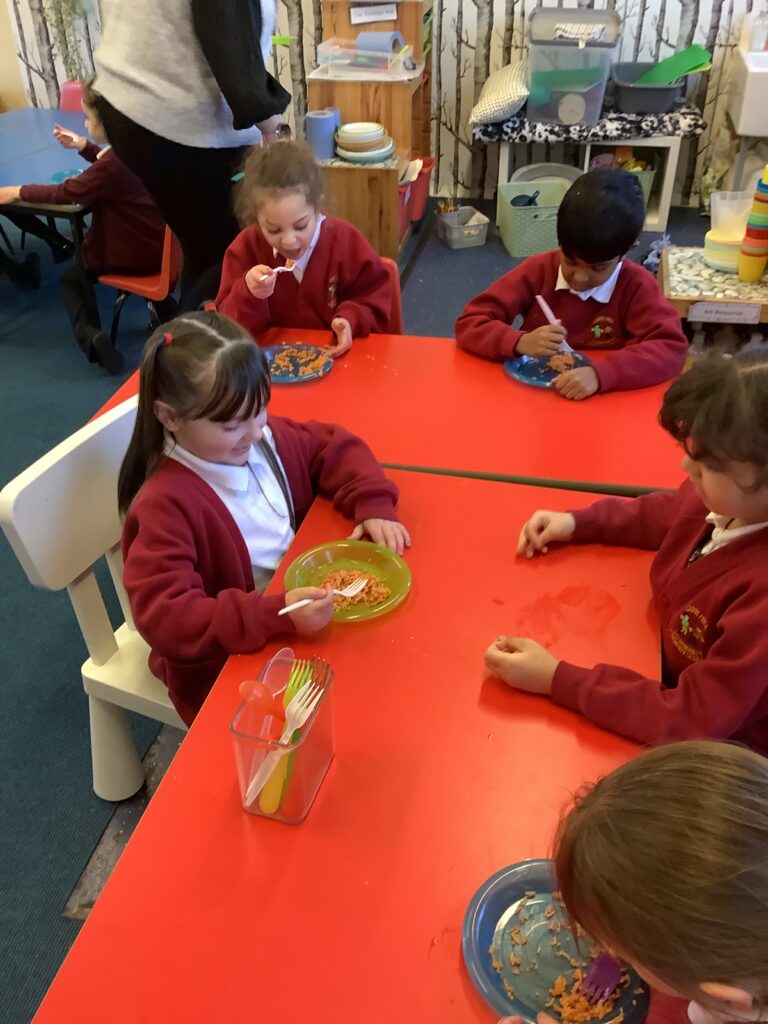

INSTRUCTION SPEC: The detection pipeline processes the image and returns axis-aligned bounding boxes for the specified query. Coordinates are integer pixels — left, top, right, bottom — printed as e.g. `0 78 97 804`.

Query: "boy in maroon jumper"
0 80 168 374
485 350 768 754
216 141 390 356
455 170 687 399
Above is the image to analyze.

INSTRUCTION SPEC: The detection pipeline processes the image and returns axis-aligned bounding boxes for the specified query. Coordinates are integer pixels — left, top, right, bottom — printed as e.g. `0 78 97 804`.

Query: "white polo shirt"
165 427 294 591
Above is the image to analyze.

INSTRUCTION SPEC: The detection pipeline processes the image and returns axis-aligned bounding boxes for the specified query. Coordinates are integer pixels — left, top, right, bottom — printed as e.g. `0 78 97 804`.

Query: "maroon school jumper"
19 143 164 272
550 481 768 753
455 249 687 392
216 216 390 338
122 415 399 724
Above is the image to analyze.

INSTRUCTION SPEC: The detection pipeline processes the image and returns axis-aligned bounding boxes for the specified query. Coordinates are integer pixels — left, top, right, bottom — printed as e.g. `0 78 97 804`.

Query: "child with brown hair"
119 310 409 725
215 140 391 357
552 740 768 1024
485 349 768 753
0 79 169 374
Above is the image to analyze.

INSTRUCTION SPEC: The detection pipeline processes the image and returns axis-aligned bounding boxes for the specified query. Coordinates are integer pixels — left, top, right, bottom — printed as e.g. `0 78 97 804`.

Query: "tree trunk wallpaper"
5 0 750 205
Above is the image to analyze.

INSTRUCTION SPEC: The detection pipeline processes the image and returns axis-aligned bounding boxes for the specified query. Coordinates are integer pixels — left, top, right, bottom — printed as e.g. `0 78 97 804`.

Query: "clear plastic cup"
230 648 335 824
710 191 752 239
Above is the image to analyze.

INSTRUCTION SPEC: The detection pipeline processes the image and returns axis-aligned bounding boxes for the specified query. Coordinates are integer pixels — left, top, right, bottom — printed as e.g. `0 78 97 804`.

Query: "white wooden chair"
0 396 186 801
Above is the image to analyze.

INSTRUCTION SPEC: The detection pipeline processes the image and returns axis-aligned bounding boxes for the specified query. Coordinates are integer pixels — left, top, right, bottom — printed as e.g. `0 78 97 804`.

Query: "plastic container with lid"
527 7 621 125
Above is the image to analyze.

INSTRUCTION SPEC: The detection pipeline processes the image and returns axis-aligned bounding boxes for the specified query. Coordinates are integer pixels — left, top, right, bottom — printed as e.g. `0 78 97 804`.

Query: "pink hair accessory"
163 332 173 345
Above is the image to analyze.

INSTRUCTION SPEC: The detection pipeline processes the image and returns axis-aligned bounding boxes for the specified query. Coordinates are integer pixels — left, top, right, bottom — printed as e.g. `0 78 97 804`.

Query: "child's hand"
0 186 21 204
245 265 278 299
329 317 353 357
349 519 412 555
285 585 334 632
517 510 575 558
53 124 86 151
553 365 599 401
484 636 558 694
516 324 567 356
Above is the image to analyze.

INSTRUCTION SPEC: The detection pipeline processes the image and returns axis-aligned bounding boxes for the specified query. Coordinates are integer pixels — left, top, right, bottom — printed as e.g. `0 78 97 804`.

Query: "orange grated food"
324 569 391 610
548 970 620 1023
269 345 331 378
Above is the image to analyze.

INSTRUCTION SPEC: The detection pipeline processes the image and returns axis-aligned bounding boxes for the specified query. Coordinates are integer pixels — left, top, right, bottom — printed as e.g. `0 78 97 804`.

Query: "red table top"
97 329 683 493
33 472 656 1024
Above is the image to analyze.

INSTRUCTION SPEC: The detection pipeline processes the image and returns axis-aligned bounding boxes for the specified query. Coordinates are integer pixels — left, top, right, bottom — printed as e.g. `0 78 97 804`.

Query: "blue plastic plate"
462 859 649 1022
504 351 592 389
263 343 333 384
50 168 83 184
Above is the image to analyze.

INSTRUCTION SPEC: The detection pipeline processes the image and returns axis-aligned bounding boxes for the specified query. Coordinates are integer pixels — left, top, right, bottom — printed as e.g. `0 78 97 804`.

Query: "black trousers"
99 100 249 311
60 266 178 354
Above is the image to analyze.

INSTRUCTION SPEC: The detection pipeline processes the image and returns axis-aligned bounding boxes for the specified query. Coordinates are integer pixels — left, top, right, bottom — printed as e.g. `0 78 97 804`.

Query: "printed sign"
688 301 762 324
350 3 399 24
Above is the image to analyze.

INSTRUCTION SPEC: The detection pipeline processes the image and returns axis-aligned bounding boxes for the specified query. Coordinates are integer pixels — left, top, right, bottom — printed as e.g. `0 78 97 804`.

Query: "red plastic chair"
381 257 403 334
98 227 182 343
59 82 83 112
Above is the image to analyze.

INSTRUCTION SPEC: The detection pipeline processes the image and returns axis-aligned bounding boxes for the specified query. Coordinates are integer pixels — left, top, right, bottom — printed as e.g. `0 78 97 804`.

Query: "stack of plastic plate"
335 122 394 163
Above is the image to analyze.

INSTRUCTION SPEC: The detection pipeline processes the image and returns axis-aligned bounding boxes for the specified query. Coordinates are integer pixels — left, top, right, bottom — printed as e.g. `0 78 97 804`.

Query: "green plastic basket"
632 168 656 207
497 180 570 259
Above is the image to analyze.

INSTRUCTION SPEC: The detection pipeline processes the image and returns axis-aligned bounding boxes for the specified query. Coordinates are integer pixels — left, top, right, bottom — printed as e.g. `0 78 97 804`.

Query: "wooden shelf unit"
309 0 434 258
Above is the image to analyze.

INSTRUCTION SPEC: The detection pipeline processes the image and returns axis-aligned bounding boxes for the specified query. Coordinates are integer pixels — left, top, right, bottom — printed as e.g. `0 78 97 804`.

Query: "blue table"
0 108 86 164
0 107 91 297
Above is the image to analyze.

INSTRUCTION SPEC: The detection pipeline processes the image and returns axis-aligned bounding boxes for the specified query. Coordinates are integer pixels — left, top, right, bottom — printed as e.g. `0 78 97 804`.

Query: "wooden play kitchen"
307 0 434 258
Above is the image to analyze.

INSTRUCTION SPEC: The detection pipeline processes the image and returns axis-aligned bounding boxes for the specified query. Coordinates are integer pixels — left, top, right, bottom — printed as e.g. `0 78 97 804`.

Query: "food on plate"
547 352 576 373
268 345 331 378
547 970 623 1023
324 569 391 610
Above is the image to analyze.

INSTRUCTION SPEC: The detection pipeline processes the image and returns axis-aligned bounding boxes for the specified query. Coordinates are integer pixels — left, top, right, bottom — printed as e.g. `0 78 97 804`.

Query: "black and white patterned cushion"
472 102 706 144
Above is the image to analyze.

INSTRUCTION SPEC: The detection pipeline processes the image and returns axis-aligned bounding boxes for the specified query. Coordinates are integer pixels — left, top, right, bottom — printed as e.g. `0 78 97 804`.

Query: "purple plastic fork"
582 952 622 1004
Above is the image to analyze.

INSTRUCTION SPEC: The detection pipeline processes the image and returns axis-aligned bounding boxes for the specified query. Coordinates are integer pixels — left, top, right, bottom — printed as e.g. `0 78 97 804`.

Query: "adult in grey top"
95 0 291 310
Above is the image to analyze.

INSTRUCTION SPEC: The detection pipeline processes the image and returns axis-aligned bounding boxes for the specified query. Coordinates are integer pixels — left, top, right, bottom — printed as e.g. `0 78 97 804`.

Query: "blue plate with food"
504 350 592 389
263 343 333 384
462 859 649 1023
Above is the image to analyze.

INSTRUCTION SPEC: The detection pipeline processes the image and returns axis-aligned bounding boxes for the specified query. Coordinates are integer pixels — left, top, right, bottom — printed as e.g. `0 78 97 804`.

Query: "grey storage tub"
611 62 685 114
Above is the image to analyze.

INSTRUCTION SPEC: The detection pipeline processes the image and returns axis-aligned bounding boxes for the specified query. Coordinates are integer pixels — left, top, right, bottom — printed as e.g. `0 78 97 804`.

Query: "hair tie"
163 332 172 345
203 301 217 311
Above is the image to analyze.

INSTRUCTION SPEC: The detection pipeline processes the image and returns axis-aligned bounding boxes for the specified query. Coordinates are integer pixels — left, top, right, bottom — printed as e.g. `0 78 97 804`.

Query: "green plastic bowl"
283 540 411 622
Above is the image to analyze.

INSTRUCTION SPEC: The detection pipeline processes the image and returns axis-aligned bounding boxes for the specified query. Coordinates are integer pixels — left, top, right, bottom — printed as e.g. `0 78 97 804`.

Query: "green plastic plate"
283 540 411 622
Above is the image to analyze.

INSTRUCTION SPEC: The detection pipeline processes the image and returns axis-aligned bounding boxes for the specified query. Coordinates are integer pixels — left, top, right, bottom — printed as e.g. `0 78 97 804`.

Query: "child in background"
215 141 390 357
485 349 768 753
119 311 410 724
0 79 168 375
455 170 687 399
552 741 768 1024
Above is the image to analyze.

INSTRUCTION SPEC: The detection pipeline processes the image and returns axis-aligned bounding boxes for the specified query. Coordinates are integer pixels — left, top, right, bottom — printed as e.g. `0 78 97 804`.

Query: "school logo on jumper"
670 605 709 662
588 315 616 346
327 275 338 312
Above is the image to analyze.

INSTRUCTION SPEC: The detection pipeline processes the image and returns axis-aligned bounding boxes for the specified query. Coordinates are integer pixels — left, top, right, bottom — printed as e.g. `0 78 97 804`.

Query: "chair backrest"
381 257 404 334
59 81 83 112
160 226 183 294
0 397 139 665
0 396 138 591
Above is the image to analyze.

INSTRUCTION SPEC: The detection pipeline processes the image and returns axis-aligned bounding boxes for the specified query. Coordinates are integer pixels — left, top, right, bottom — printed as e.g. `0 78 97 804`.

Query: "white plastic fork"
278 576 368 617
245 681 325 805
260 263 296 281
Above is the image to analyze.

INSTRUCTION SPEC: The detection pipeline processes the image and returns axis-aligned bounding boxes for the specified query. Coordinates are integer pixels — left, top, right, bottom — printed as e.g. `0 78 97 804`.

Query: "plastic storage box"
497 179 569 258
436 206 489 248
611 62 684 114
527 7 620 125
230 649 335 824
317 38 412 78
